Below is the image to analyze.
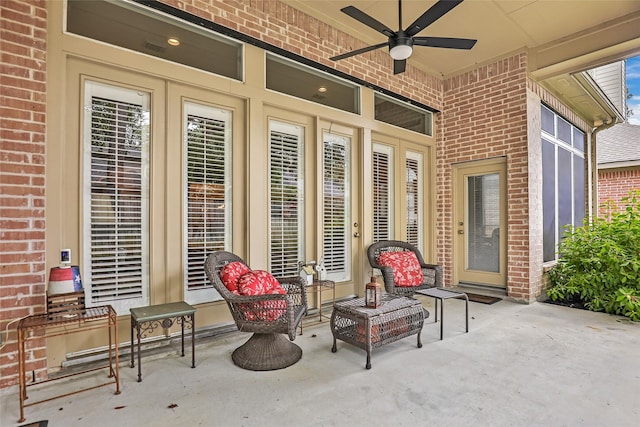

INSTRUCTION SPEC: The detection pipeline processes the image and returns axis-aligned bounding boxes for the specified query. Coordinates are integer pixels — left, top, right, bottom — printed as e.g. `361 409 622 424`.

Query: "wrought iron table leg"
130 317 135 369
190 313 196 368
180 316 185 357
136 322 142 382
18 328 26 423
439 298 444 340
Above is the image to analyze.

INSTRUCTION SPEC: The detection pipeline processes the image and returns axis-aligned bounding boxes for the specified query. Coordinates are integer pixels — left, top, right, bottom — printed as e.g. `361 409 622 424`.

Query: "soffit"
283 0 640 124
284 0 640 79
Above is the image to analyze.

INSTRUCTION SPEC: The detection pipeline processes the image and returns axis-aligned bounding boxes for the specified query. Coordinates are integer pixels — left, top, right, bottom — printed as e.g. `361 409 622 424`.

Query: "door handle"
457 230 464 235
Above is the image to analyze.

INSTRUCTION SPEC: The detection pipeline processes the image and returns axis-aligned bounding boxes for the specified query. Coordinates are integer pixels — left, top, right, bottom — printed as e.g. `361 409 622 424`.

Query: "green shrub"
546 190 640 320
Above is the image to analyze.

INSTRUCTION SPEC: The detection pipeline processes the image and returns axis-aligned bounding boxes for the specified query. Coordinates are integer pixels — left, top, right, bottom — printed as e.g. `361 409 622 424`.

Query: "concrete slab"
2 297 639 426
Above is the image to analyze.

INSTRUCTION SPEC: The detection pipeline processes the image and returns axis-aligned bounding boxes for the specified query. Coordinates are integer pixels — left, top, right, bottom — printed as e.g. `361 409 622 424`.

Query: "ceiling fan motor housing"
389 33 414 60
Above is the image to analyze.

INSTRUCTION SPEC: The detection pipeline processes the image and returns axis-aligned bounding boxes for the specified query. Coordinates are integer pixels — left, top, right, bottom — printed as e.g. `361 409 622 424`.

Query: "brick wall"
441 53 532 301
0 0 48 388
598 167 640 210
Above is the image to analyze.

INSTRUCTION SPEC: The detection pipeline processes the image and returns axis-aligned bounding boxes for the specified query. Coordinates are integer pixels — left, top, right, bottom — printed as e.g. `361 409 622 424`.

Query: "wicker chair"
367 240 443 297
204 251 308 371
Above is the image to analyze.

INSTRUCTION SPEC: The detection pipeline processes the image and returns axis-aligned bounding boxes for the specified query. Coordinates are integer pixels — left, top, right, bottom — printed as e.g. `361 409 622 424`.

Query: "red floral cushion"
377 251 423 287
237 270 286 321
237 270 281 295
220 261 251 293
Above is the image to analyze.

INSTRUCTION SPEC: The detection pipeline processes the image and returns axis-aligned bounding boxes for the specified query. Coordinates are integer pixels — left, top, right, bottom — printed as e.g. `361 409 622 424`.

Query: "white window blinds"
269 121 304 277
405 151 423 250
184 103 232 303
323 132 351 282
372 144 394 242
83 81 150 313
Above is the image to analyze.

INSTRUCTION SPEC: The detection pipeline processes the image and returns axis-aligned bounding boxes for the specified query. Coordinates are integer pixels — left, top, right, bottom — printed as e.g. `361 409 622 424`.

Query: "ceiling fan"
330 0 477 75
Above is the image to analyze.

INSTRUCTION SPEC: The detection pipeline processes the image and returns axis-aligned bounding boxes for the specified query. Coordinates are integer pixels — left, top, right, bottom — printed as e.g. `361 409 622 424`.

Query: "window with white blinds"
323 132 351 282
405 151 423 250
372 144 394 242
83 81 150 313
269 121 304 277
184 102 232 304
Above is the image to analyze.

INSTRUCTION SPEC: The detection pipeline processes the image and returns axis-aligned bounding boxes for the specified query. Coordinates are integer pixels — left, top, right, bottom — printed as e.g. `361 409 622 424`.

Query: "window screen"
83 81 150 313
269 121 304 277
184 103 232 303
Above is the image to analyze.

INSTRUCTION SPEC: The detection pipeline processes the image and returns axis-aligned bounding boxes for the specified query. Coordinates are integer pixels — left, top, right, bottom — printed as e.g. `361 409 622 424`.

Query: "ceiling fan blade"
393 59 407 75
413 36 477 50
405 0 464 37
340 6 396 37
330 42 388 61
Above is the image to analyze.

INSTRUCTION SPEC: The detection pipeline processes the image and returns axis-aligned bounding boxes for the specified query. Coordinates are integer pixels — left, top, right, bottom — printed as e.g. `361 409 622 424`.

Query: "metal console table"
17 305 120 423
130 301 196 382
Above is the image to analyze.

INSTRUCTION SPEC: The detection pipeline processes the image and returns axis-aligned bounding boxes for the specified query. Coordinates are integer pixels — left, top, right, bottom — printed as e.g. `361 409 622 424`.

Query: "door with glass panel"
453 158 506 288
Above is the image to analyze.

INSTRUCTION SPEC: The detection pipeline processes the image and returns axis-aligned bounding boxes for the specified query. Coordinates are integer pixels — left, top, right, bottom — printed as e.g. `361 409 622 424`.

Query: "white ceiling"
284 0 640 79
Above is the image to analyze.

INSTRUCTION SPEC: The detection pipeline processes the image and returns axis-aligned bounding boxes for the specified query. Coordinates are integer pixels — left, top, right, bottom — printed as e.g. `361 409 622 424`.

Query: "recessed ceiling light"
167 37 180 46
318 86 328 93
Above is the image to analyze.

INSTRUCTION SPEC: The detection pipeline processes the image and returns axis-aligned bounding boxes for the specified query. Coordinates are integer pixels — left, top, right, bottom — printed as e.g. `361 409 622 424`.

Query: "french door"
453 158 506 288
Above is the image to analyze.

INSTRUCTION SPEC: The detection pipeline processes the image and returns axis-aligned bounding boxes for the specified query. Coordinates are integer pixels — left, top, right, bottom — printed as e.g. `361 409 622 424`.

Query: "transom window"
375 94 433 136
67 0 242 80
266 54 360 114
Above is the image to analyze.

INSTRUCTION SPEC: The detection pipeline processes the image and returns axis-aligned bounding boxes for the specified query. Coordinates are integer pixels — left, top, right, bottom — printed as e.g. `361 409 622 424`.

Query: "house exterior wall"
441 54 533 300
0 0 597 389
598 167 640 208
587 61 627 117
0 0 48 389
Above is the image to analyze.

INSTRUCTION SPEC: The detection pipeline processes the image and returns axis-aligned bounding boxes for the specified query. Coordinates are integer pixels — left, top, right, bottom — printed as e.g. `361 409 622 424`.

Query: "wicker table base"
330 294 426 369
232 333 302 371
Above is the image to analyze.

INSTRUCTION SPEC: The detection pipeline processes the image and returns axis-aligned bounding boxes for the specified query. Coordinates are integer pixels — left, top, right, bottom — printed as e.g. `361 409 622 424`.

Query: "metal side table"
130 301 196 382
415 287 468 340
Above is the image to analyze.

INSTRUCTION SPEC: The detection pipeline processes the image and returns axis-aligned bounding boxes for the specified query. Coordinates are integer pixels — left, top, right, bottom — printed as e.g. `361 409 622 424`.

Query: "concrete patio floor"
2 296 639 427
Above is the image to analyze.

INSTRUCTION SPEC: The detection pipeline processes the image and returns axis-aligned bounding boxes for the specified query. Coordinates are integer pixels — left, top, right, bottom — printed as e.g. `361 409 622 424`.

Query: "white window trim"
405 150 424 252
182 101 232 304
82 80 150 314
322 131 351 283
372 143 395 241
268 120 305 277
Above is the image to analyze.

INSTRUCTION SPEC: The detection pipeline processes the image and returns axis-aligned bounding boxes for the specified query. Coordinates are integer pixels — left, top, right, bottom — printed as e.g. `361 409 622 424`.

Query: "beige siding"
588 61 626 116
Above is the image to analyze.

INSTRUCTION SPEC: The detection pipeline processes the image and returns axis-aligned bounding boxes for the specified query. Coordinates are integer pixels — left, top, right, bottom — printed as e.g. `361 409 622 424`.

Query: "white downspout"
588 119 618 219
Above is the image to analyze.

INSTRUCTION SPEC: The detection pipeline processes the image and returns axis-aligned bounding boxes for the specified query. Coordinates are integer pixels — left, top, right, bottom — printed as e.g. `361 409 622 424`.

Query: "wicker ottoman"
330 294 426 369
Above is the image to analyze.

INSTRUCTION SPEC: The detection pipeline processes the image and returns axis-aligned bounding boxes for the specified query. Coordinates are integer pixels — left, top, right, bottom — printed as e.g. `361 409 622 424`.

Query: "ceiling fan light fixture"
389 36 413 60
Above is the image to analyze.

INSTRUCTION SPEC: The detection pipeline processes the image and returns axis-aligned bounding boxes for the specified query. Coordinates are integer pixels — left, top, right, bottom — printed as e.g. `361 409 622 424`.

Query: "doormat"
18 421 48 427
466 293 501 305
